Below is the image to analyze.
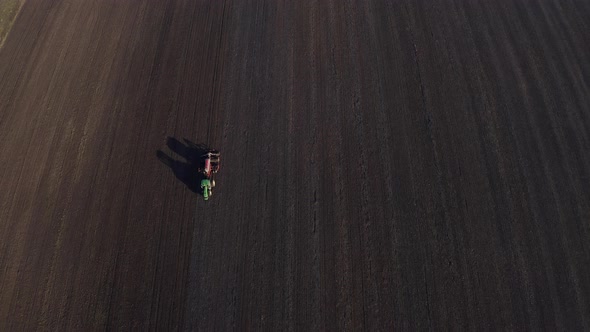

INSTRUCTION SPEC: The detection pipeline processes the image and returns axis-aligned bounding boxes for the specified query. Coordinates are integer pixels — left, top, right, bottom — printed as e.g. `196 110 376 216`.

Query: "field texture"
1 0 589 330
0 0 24 48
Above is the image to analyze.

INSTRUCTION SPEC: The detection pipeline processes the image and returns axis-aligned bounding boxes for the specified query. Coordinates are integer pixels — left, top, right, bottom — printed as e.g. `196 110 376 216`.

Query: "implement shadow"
157 137 211 194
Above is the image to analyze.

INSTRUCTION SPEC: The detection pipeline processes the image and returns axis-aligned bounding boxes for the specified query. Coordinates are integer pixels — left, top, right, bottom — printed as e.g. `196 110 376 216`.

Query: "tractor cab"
200 178 216 200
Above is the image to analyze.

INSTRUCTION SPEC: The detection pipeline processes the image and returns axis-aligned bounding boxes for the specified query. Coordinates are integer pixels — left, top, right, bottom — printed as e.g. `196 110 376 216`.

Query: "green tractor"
199 150 220 201
200 178 216 201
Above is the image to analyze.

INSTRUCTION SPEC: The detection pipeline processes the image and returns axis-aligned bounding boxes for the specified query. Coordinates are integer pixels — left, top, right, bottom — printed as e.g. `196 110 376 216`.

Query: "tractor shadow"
157 137 211 195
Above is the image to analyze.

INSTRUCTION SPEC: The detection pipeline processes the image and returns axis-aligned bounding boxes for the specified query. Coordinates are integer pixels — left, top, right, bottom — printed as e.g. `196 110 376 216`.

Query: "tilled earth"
1 0 589 330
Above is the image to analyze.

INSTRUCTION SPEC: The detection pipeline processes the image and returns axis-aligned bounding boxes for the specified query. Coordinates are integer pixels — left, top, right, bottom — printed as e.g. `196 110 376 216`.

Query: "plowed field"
1 0 589 329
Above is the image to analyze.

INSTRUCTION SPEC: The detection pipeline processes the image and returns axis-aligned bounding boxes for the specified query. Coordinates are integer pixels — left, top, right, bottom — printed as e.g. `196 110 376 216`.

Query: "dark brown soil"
1 0 589 330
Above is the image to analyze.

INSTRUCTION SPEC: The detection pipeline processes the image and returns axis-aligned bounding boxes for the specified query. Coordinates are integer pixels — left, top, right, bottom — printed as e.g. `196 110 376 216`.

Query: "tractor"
199 150 220 201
